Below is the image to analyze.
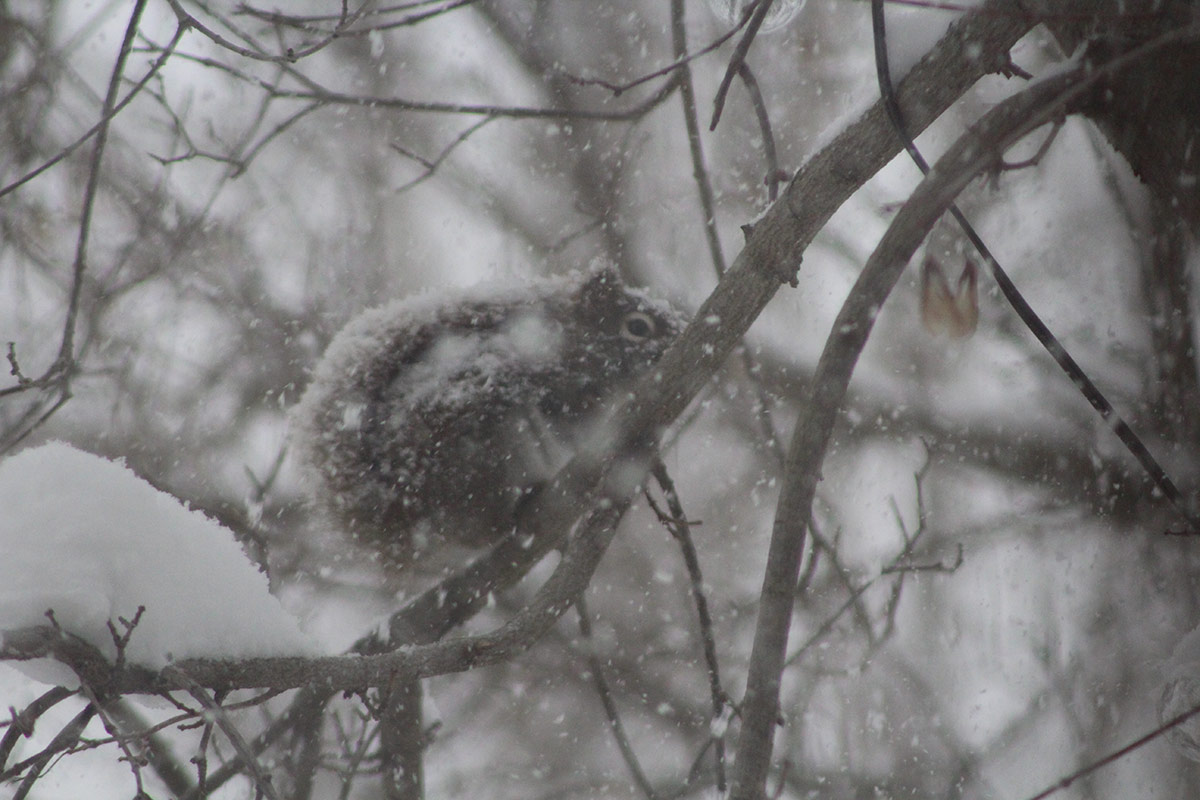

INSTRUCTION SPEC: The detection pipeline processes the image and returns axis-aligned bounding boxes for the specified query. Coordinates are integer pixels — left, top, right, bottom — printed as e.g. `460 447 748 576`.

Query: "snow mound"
0 442 318 678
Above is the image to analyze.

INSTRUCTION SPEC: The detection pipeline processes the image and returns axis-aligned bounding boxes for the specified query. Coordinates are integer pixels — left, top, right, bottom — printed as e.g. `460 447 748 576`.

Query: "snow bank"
0 442 317 679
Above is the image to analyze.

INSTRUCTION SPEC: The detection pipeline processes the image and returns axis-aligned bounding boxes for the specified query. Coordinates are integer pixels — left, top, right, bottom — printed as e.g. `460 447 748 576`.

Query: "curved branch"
726 16 1200 789
728 68 1085 800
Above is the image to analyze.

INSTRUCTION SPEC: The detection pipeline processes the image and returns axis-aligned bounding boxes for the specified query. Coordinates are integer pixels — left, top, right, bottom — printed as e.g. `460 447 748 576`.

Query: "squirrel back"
290 264 685 567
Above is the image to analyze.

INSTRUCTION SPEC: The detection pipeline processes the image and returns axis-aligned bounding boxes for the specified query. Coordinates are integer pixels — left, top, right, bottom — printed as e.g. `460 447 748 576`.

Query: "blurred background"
2 1 1199 797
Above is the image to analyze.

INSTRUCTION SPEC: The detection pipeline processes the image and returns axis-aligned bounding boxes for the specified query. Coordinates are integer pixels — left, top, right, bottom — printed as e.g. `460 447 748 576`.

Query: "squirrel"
290 264 685 569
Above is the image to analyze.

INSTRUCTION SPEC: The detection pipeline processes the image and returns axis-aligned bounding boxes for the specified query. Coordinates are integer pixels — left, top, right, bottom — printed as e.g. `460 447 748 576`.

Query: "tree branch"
726 18 1200 787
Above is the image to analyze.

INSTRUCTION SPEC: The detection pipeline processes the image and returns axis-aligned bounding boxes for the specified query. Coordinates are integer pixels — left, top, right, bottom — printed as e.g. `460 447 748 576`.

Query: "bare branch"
392 117 494 194
670 0 728 278
576 595 660 800
236 0 479 37
710 0 776 130
568 5 752 97
0 23 184 201
649 459 728 792
167 669 280 800
736 63 782 202
1023 698 1200 800
162 0 355 63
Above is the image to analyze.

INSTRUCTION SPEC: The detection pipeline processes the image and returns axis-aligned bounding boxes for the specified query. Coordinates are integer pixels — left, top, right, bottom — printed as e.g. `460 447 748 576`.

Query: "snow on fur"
289 264 685 565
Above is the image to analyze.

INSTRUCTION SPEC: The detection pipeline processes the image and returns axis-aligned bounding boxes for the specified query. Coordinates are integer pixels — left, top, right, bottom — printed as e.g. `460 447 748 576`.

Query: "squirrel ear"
576 261 624 300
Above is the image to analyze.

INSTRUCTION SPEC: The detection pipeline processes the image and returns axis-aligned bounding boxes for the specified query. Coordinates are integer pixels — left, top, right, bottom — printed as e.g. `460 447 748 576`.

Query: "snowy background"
2 1 1199 798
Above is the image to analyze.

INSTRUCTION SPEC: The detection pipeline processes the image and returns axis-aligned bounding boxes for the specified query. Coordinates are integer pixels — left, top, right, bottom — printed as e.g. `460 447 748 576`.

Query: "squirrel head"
540 263 685 415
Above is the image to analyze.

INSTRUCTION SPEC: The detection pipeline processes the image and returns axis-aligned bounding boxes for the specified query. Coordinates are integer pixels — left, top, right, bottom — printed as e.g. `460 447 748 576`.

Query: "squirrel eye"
620 311 657 341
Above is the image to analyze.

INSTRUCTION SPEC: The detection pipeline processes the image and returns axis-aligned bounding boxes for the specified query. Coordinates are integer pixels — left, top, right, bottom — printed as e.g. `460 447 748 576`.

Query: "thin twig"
575 596 660 800
264 78 679 121
163 0 351 63
711 0 776 130
569 6 753 96
4 0 153 454
1022 698 1200 800
670 0 727 277
649 459 728 792
104 699 197 797
0 22 183 201
0 389 70 458
180 689 332 800
4 344 31 388
162 0 683 126
236 0 477 36
392 117 495 193
736 63 782 202
996 117 1064 171
168 670 280 800
75 684 148 797
811 524 877 640
193 720 214 797
788 461 957 666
